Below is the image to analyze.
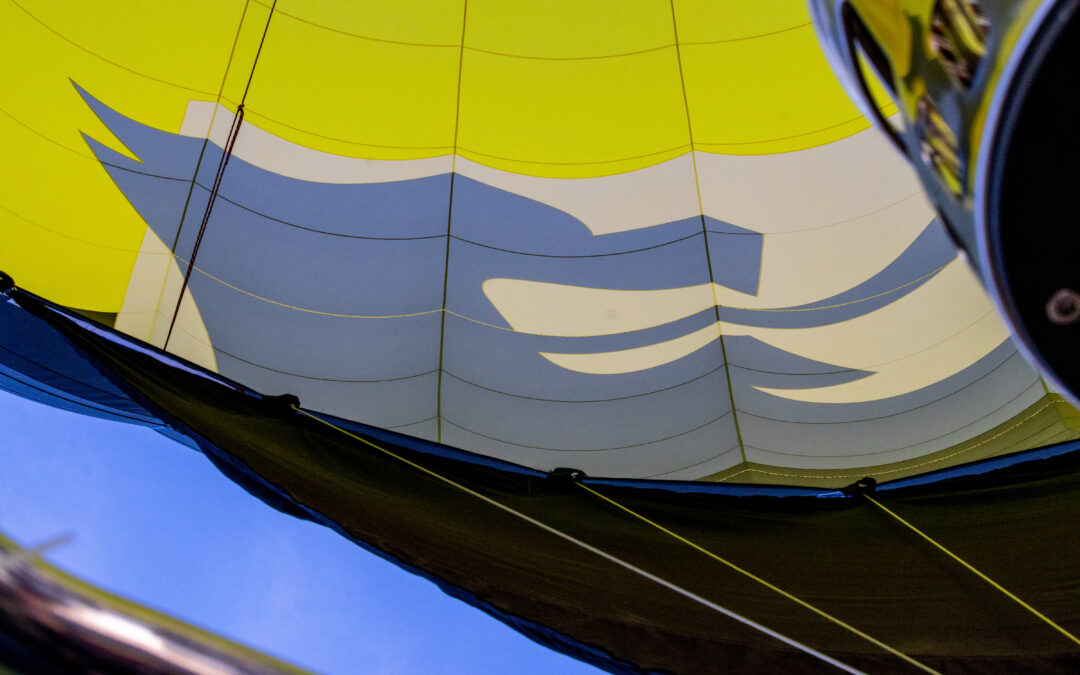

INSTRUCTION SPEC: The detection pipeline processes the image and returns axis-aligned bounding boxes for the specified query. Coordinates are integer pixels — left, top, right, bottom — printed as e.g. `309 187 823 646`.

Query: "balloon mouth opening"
983 0 1080 397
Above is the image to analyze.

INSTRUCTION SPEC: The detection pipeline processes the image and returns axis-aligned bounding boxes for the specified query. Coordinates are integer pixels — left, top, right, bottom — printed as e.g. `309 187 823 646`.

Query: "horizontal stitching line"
10 0 214 95
441 410 733 452
441 362 727 402
733 391 1051 478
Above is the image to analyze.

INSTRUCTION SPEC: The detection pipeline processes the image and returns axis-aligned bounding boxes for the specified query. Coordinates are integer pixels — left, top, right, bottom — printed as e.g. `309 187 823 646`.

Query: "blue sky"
0 388 602 674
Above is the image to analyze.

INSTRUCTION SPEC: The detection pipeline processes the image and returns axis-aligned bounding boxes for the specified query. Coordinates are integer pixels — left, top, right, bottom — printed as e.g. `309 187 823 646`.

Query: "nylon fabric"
10 289 1080 673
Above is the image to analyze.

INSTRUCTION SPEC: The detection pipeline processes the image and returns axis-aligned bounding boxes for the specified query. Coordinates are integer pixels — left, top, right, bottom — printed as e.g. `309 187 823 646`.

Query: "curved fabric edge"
6 286 1080 673
7 286 1079 500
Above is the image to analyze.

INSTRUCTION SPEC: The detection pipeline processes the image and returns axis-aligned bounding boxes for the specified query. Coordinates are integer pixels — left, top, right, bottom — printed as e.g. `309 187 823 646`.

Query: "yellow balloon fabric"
1 0 1076 485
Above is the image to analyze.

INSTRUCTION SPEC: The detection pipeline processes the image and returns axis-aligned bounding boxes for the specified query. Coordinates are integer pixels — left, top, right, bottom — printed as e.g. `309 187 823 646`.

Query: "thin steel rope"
865 494 1080 648
295 407 864 673
576 482 939 674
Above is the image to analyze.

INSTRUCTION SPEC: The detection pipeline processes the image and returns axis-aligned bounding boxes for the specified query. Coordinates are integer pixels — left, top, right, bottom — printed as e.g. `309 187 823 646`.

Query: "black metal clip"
0 270 14 296
546 467 587 492
261 393 300 417
842 476 878 498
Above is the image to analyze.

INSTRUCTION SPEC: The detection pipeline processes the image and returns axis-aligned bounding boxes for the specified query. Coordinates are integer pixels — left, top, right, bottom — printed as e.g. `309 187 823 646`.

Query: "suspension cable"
163 0 279 350
576 482 939 674
294 407 864 674
864 494 1080 648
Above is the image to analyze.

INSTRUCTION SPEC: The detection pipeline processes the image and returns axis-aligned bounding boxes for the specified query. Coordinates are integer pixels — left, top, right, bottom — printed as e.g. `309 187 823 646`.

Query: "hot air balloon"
2 0 1080 672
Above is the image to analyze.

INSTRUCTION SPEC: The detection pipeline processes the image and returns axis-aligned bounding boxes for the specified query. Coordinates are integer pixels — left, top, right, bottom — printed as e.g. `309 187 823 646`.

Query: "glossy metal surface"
809 0 1080 403
0 536 299 674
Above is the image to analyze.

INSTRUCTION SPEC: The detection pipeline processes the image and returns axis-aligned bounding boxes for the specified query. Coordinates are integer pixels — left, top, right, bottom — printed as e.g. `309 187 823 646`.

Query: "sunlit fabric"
2 1 1078 484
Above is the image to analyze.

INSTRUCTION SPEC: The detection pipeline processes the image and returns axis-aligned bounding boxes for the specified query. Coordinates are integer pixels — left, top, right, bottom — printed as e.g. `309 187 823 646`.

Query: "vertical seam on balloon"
719 397 1062 482
667 0 748 466
436 0 469 443
149 0 252 352
163 0 278 352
